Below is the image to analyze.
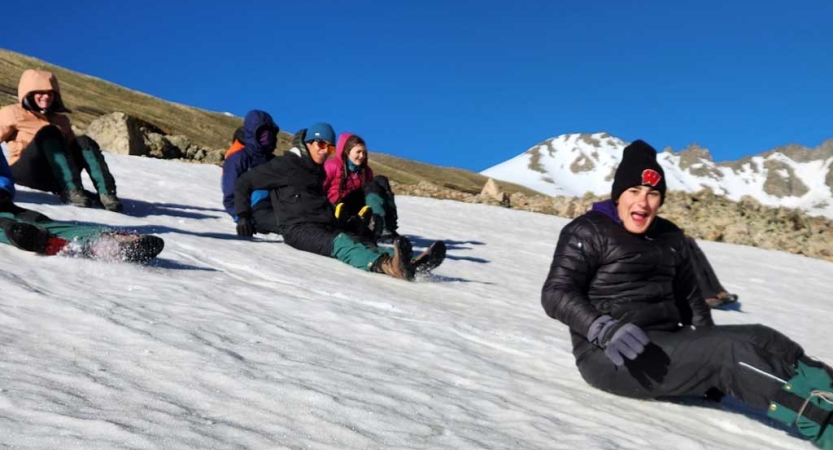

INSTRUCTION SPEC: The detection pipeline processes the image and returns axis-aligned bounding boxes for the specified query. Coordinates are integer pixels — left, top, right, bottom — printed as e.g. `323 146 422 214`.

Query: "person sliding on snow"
0 69 123 212
221 110 281 234
234 122 444 280
684 236 739 308
541 140 832 449
0 151 163 262
323 132 399 241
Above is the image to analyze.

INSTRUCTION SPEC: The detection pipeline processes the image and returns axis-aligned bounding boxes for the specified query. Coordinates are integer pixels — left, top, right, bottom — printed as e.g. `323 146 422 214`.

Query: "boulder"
83 112 163 156
480 178 509 206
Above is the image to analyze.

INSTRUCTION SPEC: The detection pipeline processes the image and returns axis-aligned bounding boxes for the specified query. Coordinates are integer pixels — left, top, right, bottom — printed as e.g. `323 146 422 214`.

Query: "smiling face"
32 90 55 110
305 139 333 165
346 144 367 166
616 185 662 234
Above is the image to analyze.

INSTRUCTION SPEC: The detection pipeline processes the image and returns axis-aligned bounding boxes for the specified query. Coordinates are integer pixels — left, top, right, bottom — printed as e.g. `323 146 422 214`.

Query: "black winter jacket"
541 203 714 360
234 130 336 231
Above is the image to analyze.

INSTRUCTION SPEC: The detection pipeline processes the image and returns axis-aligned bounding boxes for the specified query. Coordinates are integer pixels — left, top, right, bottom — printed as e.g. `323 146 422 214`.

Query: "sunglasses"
314 140 336 154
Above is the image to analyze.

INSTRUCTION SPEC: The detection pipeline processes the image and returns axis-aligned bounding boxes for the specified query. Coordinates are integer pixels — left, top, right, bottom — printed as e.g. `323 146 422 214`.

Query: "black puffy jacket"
541 203 713 359
234 130 336 231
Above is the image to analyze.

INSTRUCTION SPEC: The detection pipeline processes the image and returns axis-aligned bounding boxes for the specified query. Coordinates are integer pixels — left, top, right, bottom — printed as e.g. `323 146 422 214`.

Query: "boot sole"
414 241 446 273
121 235 165 262
394 237 415 281
4 222 47 253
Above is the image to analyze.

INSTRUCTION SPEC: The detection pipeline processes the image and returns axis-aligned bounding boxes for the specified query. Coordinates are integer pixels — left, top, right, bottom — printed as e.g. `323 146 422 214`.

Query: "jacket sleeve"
221 154 246 216
322 160 338 204
0 106 17 143
673 236 715 327
0 151 15 198
541 217 605 336
234 159 286 217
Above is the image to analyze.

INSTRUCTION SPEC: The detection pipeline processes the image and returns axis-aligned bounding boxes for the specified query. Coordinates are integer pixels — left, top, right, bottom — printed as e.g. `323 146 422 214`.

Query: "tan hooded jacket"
0 69 75 165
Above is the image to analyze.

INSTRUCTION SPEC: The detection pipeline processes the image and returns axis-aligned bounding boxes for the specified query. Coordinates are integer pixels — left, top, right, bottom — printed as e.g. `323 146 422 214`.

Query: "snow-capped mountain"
482 133 833 218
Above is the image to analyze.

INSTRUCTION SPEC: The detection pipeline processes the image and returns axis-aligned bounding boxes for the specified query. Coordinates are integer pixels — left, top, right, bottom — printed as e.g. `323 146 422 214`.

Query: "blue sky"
3 0 832 172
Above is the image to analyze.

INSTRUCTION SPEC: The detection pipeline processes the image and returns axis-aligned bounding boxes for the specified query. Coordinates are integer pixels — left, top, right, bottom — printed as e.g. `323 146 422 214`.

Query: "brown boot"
371 236 414 280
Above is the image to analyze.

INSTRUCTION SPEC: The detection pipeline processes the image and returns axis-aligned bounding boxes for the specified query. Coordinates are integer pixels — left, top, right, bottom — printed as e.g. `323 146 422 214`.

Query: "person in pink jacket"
323 133 399 241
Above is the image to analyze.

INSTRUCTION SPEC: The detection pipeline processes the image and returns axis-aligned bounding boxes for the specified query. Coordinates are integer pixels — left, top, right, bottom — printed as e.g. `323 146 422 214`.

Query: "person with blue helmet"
234 122 445 280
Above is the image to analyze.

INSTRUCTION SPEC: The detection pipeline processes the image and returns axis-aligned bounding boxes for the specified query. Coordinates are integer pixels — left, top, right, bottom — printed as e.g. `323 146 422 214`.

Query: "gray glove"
587 315 650 366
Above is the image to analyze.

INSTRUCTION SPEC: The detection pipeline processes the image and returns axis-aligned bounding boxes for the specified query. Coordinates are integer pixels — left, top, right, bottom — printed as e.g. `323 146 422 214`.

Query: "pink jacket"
323 132 374 204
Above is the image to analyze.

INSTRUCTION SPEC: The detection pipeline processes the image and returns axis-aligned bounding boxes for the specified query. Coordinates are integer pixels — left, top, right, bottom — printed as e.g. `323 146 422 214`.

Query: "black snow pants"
577 324 804 410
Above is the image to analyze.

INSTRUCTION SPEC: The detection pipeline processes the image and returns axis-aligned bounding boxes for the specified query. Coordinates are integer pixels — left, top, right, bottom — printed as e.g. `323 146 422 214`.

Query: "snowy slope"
0 152 831 449
482 133 833 218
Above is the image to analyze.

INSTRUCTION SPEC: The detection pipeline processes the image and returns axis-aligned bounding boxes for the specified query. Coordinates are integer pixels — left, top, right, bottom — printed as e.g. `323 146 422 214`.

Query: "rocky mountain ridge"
483 132 833 219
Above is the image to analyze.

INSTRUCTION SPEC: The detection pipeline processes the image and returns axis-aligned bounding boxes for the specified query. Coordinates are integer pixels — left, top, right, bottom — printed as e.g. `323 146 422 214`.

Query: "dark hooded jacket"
234 129 336 230
541 199 713 361
221 110 278 216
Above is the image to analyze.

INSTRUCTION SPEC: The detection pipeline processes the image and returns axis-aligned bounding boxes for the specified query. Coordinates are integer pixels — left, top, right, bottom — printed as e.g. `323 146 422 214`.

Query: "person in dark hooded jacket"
221 110 280 234
684 236 739 308
234 122 445 280
541 140 833 449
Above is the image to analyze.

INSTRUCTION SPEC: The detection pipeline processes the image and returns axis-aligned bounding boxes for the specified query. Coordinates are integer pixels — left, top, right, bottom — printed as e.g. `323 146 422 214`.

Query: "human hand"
587 315 650 366
236 214 255 237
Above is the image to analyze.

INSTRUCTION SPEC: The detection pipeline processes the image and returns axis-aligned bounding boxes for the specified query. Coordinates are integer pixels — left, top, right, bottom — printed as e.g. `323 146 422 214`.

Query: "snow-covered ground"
1 152 831 449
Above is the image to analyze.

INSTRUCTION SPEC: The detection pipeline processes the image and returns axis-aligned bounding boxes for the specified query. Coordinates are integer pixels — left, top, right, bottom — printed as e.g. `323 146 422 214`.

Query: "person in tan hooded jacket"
0 69 122 211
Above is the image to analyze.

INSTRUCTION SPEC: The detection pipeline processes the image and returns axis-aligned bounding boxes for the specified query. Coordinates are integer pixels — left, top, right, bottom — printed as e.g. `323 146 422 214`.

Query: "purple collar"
591 200 622 224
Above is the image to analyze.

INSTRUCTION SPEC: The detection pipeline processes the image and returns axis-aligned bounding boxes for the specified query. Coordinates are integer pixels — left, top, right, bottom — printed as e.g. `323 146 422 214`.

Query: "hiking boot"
412 240 446 273
377 229 400 243
706 292 739 309
61 189 92 207
2 222 68 255
87 232 164 263
99 194 124 212
717 291 739 303
371 236 414 280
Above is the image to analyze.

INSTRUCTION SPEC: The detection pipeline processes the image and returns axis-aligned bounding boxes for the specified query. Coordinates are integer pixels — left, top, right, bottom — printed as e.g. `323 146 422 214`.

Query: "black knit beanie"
611 140 666 204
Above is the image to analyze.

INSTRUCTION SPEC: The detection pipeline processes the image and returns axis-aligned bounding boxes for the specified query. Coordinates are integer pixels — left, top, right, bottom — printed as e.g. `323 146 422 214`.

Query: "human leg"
252 204 282 235
768 358 833 449
363 176 398 238
331 231 414 280
577 324 803 409
686 237 738 307
10 126 86 205
71 136 121 211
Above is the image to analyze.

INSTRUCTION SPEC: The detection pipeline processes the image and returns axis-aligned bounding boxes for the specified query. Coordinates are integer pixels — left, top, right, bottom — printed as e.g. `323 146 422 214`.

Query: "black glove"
236 214 255 237
587 315 650 366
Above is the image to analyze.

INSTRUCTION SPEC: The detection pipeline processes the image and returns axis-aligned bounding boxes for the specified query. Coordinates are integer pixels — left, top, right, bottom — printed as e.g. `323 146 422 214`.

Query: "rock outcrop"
80 112 226 164
393 181 833 263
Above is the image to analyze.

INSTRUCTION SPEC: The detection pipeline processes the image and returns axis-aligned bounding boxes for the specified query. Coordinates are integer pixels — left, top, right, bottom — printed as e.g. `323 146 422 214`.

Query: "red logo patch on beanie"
641 169 662 187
